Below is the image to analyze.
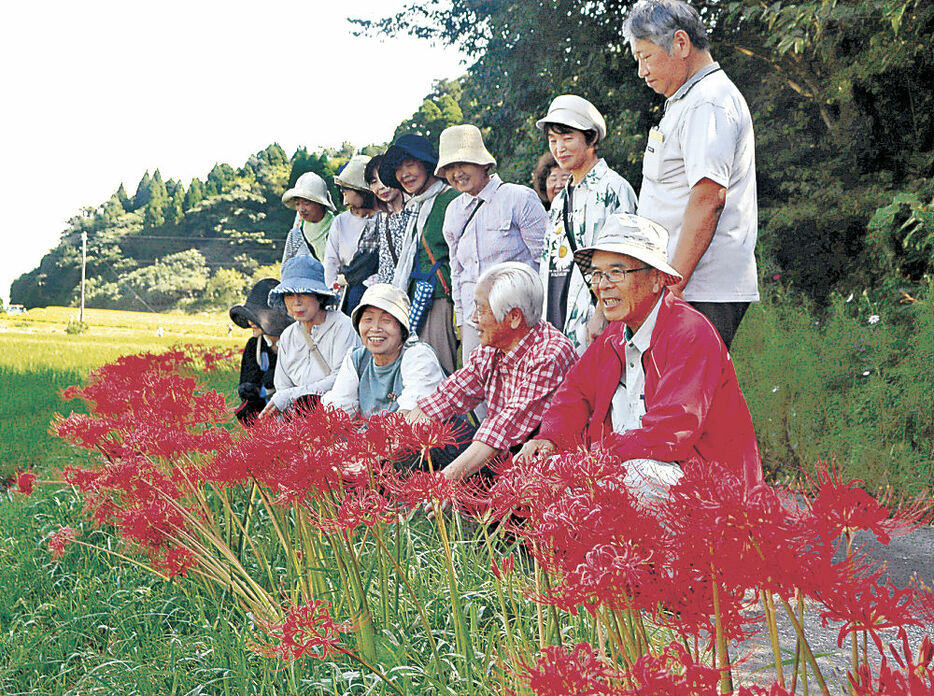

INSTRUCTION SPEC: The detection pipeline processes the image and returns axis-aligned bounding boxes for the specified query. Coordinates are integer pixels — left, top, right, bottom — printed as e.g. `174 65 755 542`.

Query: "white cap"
535 94 607 142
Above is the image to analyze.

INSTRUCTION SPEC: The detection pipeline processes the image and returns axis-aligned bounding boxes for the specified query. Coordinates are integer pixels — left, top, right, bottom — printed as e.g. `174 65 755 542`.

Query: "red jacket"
538 292 762 489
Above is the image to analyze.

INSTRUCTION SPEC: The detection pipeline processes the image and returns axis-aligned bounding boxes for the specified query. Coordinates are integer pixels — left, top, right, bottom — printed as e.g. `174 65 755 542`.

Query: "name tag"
649 127 665 143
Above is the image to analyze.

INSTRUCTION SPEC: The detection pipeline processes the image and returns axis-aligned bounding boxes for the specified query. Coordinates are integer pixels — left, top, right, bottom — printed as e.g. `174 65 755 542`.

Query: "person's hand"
585 307 608 347
258 400 281 419
405 406 432 425
515 438 556 463
336 273 347 288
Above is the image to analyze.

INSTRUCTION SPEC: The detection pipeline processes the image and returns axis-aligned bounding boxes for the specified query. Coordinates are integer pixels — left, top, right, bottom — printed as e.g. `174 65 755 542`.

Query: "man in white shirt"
624 0 759 348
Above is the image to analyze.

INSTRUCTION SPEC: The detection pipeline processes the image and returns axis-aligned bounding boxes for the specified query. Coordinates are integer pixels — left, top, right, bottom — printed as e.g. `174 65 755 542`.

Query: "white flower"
771 386 780 393
868 314 880 325
862 370 871 377
845 293 854 303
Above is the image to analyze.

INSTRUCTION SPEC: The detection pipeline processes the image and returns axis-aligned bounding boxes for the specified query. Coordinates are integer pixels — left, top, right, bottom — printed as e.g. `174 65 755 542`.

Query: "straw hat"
334 154 372 193
267 256 338 312
535 94 607 142
573 213 682 284
434 125 496 176
378 134 439 191
229 278 294 336
350 284 411 339
282 171 336 211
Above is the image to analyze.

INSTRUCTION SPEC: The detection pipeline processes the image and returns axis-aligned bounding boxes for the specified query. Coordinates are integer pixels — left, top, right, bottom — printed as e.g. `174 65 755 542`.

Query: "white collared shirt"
442 174 547 325
638 62 759 303
272 310 361 410
611 294 664 434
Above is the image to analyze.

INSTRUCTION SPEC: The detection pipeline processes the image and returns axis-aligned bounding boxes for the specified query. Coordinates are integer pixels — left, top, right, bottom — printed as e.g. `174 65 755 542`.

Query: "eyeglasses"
583 265 652 285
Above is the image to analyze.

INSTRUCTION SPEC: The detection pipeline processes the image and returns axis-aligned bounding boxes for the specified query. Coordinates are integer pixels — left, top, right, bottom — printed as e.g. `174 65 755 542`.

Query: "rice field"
0 306 244 480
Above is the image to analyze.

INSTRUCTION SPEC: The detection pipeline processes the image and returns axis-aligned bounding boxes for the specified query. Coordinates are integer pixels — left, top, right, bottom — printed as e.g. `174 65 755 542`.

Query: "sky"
0 0 469 305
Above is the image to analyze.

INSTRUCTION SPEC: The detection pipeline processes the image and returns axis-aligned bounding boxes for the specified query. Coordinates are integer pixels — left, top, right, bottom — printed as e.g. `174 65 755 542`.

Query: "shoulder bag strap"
561 188 598 304
298 322 332 374
419 234 450 295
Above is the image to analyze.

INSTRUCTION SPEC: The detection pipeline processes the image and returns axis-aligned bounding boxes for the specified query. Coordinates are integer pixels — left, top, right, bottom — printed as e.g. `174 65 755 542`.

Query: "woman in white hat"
261 256 360 417
435 124 548 364
535 95 638 354
323 155 381 314
281 171 338 264
322 284 445 418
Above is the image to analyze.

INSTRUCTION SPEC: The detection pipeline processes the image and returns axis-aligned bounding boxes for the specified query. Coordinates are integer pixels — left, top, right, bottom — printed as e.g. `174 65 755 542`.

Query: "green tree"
133 170 153 210
203 267 249 309
184 177 204 211
205 163 237 197
115 183 131 211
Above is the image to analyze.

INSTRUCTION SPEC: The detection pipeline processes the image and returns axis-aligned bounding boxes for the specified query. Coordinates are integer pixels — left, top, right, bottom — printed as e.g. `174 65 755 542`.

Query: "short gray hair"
477 262 543 327
622 0 710 53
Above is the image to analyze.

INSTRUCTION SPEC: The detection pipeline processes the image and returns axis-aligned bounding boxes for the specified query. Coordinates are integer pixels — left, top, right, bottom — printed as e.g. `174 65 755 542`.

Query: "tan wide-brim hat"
535 94 607 143
573 213 683 285
350 283 412 337
435 124 497 176
334 154 372 193
282 171 337 211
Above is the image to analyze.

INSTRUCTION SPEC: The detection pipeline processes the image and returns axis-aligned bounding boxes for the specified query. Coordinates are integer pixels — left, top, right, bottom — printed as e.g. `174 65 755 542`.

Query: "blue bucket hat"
378 134 439 191
267 256 337 312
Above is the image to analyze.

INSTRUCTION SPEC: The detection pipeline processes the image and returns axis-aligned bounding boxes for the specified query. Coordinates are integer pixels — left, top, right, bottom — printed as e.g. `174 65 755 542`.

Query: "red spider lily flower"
517 642 624 696
153 545 196 578
385 469 460 508
305 488 396 535
850 630 934 696
806 465 933 545
817 555 932 656
48 525 77 559
533 542 656 617
15 471 36 495
619 642 722 695
253 599 354 662
491 554 515 582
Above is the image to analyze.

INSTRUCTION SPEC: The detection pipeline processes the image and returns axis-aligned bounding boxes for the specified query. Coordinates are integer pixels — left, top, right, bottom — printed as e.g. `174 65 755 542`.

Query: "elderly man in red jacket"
517 213 762 498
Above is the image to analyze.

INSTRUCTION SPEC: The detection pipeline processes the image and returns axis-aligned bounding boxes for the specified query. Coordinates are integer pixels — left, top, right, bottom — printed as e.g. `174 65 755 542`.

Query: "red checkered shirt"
418 321 577 450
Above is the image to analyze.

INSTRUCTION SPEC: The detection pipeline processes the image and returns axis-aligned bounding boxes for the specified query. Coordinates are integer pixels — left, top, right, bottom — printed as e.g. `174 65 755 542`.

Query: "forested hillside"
13 0 934 311
10 146 342 311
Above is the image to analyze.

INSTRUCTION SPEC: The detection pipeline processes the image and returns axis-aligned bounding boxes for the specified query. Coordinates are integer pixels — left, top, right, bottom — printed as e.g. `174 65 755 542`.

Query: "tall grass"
733 281 934 493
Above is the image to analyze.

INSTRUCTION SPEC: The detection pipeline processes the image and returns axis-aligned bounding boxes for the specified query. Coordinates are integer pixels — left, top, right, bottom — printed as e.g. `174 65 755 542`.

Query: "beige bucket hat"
334 154 372 193
435 124 497 176
282 171 336 211
350 283 412 338
574 213 683 284
535 94 607 143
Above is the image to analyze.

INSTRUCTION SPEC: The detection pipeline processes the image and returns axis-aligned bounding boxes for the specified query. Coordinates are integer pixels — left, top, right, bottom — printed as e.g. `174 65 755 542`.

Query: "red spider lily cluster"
253 599 354 661
48 525 77 559
38 348 934 694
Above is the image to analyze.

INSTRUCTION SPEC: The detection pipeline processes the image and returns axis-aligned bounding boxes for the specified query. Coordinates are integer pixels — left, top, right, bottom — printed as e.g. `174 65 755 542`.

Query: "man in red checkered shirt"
407 262 578 481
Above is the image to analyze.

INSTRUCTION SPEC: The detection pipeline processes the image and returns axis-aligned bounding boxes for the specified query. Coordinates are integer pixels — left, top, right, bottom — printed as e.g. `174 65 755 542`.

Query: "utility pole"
80 230 87 323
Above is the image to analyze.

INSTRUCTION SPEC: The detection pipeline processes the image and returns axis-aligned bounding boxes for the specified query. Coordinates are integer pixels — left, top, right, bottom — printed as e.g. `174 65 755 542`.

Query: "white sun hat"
574 213 683 285
282 171 336 211
435 124 497 176
535 94 607 143
334 154 372 193
350 283 412 339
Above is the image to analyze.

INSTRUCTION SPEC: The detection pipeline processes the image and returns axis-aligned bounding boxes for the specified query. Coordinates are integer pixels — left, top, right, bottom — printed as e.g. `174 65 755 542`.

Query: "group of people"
230 0 764 499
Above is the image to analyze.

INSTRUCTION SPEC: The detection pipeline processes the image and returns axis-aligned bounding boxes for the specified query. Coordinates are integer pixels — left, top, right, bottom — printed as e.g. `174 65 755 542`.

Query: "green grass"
0 307 244 481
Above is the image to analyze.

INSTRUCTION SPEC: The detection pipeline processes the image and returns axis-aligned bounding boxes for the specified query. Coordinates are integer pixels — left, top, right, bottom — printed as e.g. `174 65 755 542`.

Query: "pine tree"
184 177 204 211
116 183 131 211
133 170 153 210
